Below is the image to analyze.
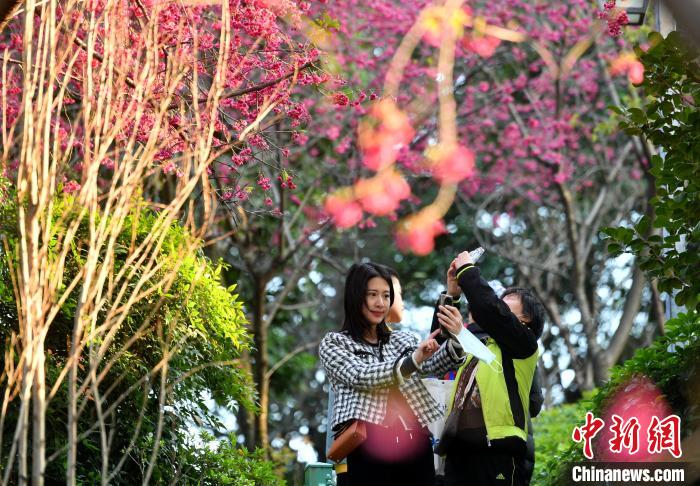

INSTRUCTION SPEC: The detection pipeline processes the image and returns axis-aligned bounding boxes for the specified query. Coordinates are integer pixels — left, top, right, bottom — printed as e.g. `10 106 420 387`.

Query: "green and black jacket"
446 264 539 452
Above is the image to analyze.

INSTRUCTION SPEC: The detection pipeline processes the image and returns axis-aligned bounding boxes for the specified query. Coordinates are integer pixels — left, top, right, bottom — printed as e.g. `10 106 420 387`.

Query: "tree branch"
265 340 320 381
223 61 314 99
263 245 320 330
171 61 315 110
650 279 665 335
606 263 646 364
279 301 320 311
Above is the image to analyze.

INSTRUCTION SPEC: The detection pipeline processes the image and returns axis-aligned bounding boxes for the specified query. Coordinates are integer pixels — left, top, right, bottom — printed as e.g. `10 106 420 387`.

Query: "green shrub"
177 434 283 485
532 395 592 484
0 194 270 483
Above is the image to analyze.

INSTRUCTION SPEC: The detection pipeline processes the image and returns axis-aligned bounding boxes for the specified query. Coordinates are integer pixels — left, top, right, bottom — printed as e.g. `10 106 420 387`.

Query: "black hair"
341 262 394 344
500 287 545 339
380 264 400 281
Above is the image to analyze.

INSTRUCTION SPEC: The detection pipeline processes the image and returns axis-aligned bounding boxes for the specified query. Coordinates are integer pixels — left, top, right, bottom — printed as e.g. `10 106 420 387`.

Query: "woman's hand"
437 304 464 337
413 329 441 364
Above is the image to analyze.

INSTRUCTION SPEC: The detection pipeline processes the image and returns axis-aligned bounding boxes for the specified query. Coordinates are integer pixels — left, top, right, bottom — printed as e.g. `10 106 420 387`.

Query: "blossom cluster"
0 0 323 215
598 0 630 37
307 0 641 255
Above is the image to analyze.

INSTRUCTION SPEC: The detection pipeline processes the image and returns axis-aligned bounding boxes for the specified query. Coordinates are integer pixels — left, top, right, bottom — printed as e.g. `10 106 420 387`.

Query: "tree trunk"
583 359 595 391
18 364 29 486
67 300 87 486
591 348 611 386
17 178 44 485
557 182 605 390
606 265 647 370
574 282 603 388
236 349 256 449
542 296 588 390
252 277 270 453
31 344 45 486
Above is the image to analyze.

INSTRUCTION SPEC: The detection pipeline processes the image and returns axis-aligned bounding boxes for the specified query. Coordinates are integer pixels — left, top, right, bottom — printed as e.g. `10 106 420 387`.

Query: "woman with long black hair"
320 262 465 485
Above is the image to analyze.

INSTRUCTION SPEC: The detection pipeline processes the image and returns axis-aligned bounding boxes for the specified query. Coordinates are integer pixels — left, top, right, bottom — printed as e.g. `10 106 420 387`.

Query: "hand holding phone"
438 294 454 338
437 300 464 338
455 247 485 269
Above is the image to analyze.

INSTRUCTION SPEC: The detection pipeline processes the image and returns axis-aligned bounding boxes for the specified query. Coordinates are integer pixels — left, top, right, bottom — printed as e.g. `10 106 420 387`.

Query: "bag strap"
453 358 479 410
333 420 353 439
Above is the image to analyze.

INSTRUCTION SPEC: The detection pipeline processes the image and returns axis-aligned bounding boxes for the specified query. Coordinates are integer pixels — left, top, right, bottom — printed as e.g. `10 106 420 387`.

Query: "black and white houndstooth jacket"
319 330 464 430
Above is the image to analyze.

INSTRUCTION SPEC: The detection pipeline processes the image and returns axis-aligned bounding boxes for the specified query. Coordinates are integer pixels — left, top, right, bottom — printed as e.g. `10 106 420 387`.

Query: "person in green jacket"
439 251 545 486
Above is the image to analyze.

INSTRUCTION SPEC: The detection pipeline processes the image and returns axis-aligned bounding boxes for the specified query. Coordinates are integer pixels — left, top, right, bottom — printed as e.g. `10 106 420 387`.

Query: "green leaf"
607 243 622 255
647 31 663 48
635 215 650 235
627 107 647 125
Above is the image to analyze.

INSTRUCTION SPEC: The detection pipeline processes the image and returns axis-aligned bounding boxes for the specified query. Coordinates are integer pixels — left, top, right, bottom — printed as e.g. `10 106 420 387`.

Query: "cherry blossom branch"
224 61 314 99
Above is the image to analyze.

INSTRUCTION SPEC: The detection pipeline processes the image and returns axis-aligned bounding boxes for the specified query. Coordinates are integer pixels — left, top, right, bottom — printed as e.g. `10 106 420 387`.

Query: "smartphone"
438 294 453 307
469 247 485 263
438 294 453 338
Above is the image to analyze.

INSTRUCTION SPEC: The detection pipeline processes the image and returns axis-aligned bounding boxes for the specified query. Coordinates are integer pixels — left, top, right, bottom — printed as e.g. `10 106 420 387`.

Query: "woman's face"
386 276 404 324
362 277 391 326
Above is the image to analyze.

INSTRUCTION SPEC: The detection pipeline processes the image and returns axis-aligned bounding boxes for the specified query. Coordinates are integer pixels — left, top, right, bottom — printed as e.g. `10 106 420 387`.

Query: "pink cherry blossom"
62 180 81 194
333 92 350 107
359 100 415 171
395 216 446 256
324 192 363 228
462 34 501 58
610 53 645 85
429 144 475 184
354 170 411 216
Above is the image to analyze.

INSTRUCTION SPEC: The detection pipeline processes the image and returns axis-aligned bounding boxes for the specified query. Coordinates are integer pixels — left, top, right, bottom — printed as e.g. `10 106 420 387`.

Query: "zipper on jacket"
486 435 491 447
